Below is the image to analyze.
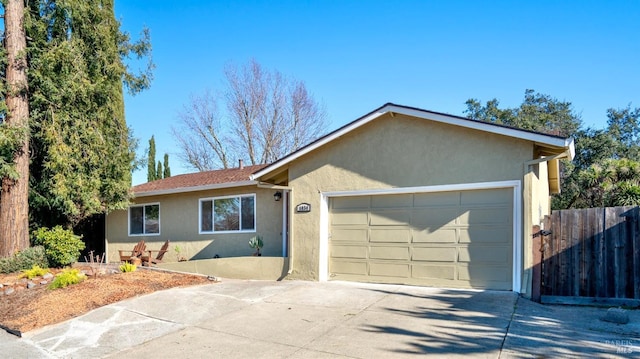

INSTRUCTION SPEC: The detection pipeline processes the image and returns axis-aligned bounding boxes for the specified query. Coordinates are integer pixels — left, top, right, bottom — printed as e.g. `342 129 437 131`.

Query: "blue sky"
115 1 640 185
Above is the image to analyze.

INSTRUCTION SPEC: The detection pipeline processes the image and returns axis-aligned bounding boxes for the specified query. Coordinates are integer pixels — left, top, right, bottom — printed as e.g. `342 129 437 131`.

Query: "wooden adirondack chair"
119 240 146 263
142 240 170 266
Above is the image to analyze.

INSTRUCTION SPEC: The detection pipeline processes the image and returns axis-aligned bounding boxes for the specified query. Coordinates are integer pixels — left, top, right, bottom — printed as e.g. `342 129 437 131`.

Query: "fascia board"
251 106 390 179
388 105 573 149
251 103 575 180
133 180 258 198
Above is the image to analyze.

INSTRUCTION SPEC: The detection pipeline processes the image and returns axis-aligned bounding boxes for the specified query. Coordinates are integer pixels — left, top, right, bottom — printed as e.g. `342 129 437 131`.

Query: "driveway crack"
498 295 518 358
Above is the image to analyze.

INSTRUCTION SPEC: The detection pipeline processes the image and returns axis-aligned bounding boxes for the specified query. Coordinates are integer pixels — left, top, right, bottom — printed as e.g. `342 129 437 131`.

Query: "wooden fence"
536 206 640 304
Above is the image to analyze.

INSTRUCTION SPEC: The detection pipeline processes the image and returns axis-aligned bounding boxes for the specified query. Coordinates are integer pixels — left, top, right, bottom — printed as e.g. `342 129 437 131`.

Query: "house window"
200 194 255 233
129 203 160 236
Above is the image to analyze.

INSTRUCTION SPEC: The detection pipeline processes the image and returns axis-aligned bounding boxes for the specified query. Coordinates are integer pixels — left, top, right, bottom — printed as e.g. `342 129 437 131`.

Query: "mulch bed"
0 264 212 336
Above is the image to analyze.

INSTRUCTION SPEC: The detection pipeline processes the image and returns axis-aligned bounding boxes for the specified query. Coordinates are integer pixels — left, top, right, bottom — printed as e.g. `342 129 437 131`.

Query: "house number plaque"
296 203 311 213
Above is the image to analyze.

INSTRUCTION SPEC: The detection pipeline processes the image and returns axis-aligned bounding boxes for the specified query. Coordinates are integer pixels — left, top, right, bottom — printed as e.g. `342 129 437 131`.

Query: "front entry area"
328 188 514 290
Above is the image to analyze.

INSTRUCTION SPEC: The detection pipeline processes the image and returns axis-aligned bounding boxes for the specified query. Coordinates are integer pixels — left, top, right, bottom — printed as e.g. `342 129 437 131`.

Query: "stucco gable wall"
286 113 537 280
106 186 283 262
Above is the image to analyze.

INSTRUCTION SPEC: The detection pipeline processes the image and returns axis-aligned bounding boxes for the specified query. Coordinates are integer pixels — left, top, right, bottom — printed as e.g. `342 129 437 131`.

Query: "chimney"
239 159 244 169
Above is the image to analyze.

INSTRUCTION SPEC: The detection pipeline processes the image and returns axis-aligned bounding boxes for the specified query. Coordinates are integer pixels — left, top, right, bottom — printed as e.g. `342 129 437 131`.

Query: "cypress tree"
163 153 171 178
148 135 157 181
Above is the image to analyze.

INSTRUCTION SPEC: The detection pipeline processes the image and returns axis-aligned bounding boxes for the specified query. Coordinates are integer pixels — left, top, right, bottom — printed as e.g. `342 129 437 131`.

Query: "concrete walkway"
2 279 639 358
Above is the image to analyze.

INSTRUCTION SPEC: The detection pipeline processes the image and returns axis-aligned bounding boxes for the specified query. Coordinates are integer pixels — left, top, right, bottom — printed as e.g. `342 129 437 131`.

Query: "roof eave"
133 180 258 198
251 103 576 180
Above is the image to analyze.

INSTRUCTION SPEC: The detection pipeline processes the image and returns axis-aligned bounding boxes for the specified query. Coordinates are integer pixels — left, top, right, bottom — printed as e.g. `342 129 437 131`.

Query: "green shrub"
119 262 137 272
32 226 85 268
48 268 86 289
20 265 50 279
0 246 49 274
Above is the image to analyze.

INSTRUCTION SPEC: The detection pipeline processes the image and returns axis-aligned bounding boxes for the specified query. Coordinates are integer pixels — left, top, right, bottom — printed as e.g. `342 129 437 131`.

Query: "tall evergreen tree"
0 0 31 256
156 161 162 180
163 153 171 178
25 0 153 228
465 90 640 209
147 135 157 181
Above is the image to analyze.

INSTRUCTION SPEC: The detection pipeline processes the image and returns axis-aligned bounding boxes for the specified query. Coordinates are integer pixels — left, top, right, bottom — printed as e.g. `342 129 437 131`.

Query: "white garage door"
329 188 513 290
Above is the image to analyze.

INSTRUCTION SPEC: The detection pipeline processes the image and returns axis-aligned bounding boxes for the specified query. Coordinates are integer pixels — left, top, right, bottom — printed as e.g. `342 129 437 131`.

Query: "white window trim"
128 202 161 237
199 193 257 234
319 180 522 292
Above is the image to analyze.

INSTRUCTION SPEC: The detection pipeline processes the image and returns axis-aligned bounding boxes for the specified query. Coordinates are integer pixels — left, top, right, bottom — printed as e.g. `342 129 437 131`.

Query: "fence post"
532 225 542 302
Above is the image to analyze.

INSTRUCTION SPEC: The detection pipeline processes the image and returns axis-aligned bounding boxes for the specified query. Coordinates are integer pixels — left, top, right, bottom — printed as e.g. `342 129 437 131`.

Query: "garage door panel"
414 192 460 207
459 227 511 244
458 246 510 264
332 261 368 275
370 210 411 226
412 264 456 280
370 262 410 277
458 265 511 282
411 208 459 226
332 211 368 225
370 228 410 243
329 188 513 290
371 194 412 208
332 229 368 242
413 228 457 243
331 245 368 259
332 196 370 209
459 207 511 225
370 246 410 260
412 247 457 262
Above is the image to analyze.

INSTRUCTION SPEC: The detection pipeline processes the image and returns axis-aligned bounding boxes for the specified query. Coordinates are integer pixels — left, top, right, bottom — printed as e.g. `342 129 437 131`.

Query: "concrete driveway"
2 279 639 358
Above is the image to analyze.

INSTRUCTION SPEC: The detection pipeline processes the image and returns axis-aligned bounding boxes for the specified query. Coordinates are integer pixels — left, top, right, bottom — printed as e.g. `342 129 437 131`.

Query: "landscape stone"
40 281 48 285
42 273 53 280
602 307 629 324
0 283 3 288
27 282 36 289
4 287 14 295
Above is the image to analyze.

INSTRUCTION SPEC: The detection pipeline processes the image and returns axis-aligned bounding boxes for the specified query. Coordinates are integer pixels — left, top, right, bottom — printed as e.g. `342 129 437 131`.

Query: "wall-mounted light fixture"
274 191 282 201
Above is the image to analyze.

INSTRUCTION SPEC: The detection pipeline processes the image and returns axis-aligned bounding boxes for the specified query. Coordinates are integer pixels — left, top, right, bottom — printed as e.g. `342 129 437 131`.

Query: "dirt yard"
0 264 211 334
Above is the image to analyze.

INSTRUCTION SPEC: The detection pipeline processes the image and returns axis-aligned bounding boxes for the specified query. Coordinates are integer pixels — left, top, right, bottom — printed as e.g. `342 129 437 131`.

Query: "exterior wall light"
274 191 282 201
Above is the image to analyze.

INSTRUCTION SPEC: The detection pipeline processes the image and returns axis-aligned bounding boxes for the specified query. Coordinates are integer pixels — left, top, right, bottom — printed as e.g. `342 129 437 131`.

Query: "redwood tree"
0 0 30 257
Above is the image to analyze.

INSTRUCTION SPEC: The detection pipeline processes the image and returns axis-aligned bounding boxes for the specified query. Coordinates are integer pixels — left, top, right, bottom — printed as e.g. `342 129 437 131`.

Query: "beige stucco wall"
158 257 288 280
283 113 538 281
521 161 551 295
106 185 284 263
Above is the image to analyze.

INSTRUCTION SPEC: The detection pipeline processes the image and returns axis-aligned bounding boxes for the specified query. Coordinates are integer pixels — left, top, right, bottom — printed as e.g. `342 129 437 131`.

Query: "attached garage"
328 187 515 290
251 103 574 296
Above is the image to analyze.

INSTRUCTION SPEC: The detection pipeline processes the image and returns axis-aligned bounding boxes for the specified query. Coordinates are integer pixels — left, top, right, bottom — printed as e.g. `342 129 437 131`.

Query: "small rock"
0 283 3 289
40 280 48 285
602 307 629 324
207 276 220 282
4 287 14 295
27 282 36 289
42 273 54 280
109 269 119 274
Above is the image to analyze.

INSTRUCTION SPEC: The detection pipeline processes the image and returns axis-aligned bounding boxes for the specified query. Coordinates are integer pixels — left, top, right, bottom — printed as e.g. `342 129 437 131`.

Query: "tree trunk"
0 0 30 257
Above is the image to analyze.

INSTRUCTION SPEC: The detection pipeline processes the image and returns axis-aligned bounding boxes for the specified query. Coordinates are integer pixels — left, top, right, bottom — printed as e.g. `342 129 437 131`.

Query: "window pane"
241 196 255 230
144 204 160 234
214 198 239 231
130 206 144 234
201 200 213 232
